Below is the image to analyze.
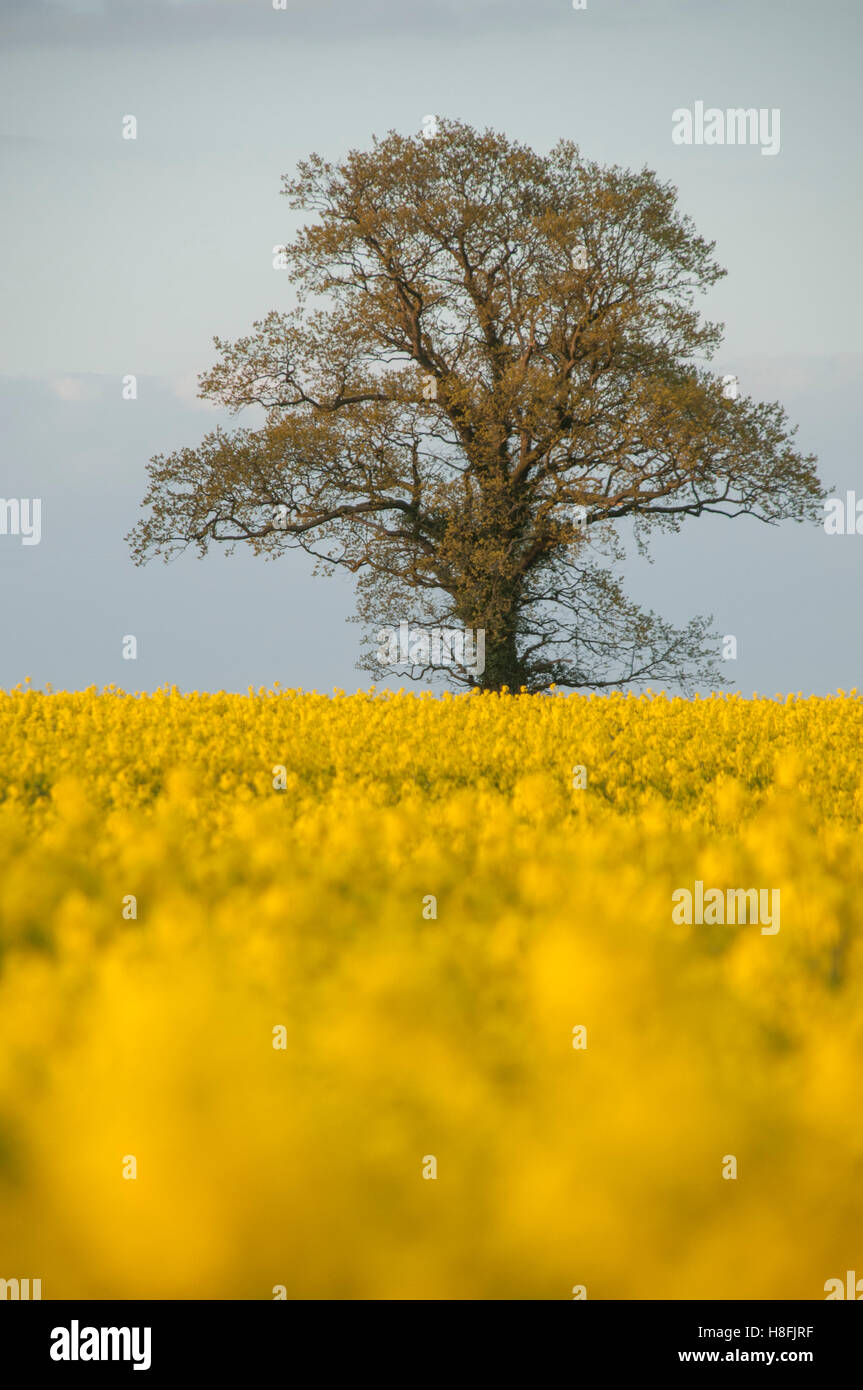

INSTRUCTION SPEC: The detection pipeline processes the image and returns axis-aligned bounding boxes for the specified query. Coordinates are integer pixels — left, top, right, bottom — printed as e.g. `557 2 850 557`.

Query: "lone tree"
129 120 822 692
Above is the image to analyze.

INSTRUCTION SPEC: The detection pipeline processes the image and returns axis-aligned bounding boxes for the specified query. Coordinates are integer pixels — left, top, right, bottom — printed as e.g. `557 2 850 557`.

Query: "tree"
128 119 822 693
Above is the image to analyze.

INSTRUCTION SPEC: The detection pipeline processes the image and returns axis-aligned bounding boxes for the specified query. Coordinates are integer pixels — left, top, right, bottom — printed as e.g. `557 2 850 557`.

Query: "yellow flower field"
1 686 861 1300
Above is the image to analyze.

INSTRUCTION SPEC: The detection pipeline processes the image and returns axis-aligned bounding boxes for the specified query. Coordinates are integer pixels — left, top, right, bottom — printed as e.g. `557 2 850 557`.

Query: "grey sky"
1 0 860 694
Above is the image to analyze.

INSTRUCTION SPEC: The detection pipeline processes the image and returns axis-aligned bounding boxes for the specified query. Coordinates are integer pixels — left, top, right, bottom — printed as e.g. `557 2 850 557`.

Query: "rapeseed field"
1 686 861 1299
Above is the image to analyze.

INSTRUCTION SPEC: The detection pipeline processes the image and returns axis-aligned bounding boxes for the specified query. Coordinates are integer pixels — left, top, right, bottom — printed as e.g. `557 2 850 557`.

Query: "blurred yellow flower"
0 686 860 1299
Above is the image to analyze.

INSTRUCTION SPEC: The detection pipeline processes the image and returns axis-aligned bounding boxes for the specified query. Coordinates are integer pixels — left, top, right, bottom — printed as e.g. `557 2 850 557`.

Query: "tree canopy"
128 119 822 692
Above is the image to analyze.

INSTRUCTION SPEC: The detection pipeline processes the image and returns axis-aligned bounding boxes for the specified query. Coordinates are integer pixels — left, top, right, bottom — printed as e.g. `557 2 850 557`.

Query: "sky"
1 0 860 695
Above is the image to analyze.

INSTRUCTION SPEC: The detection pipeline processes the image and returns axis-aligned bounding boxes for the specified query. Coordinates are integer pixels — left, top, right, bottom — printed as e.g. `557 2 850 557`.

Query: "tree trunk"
475 623 526 692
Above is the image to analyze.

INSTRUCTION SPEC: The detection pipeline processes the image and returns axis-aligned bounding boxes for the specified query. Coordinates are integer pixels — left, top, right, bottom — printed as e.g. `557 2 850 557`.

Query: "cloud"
171 372 220 410
0 0 677 48
723 354 863 400
50 375 104 402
